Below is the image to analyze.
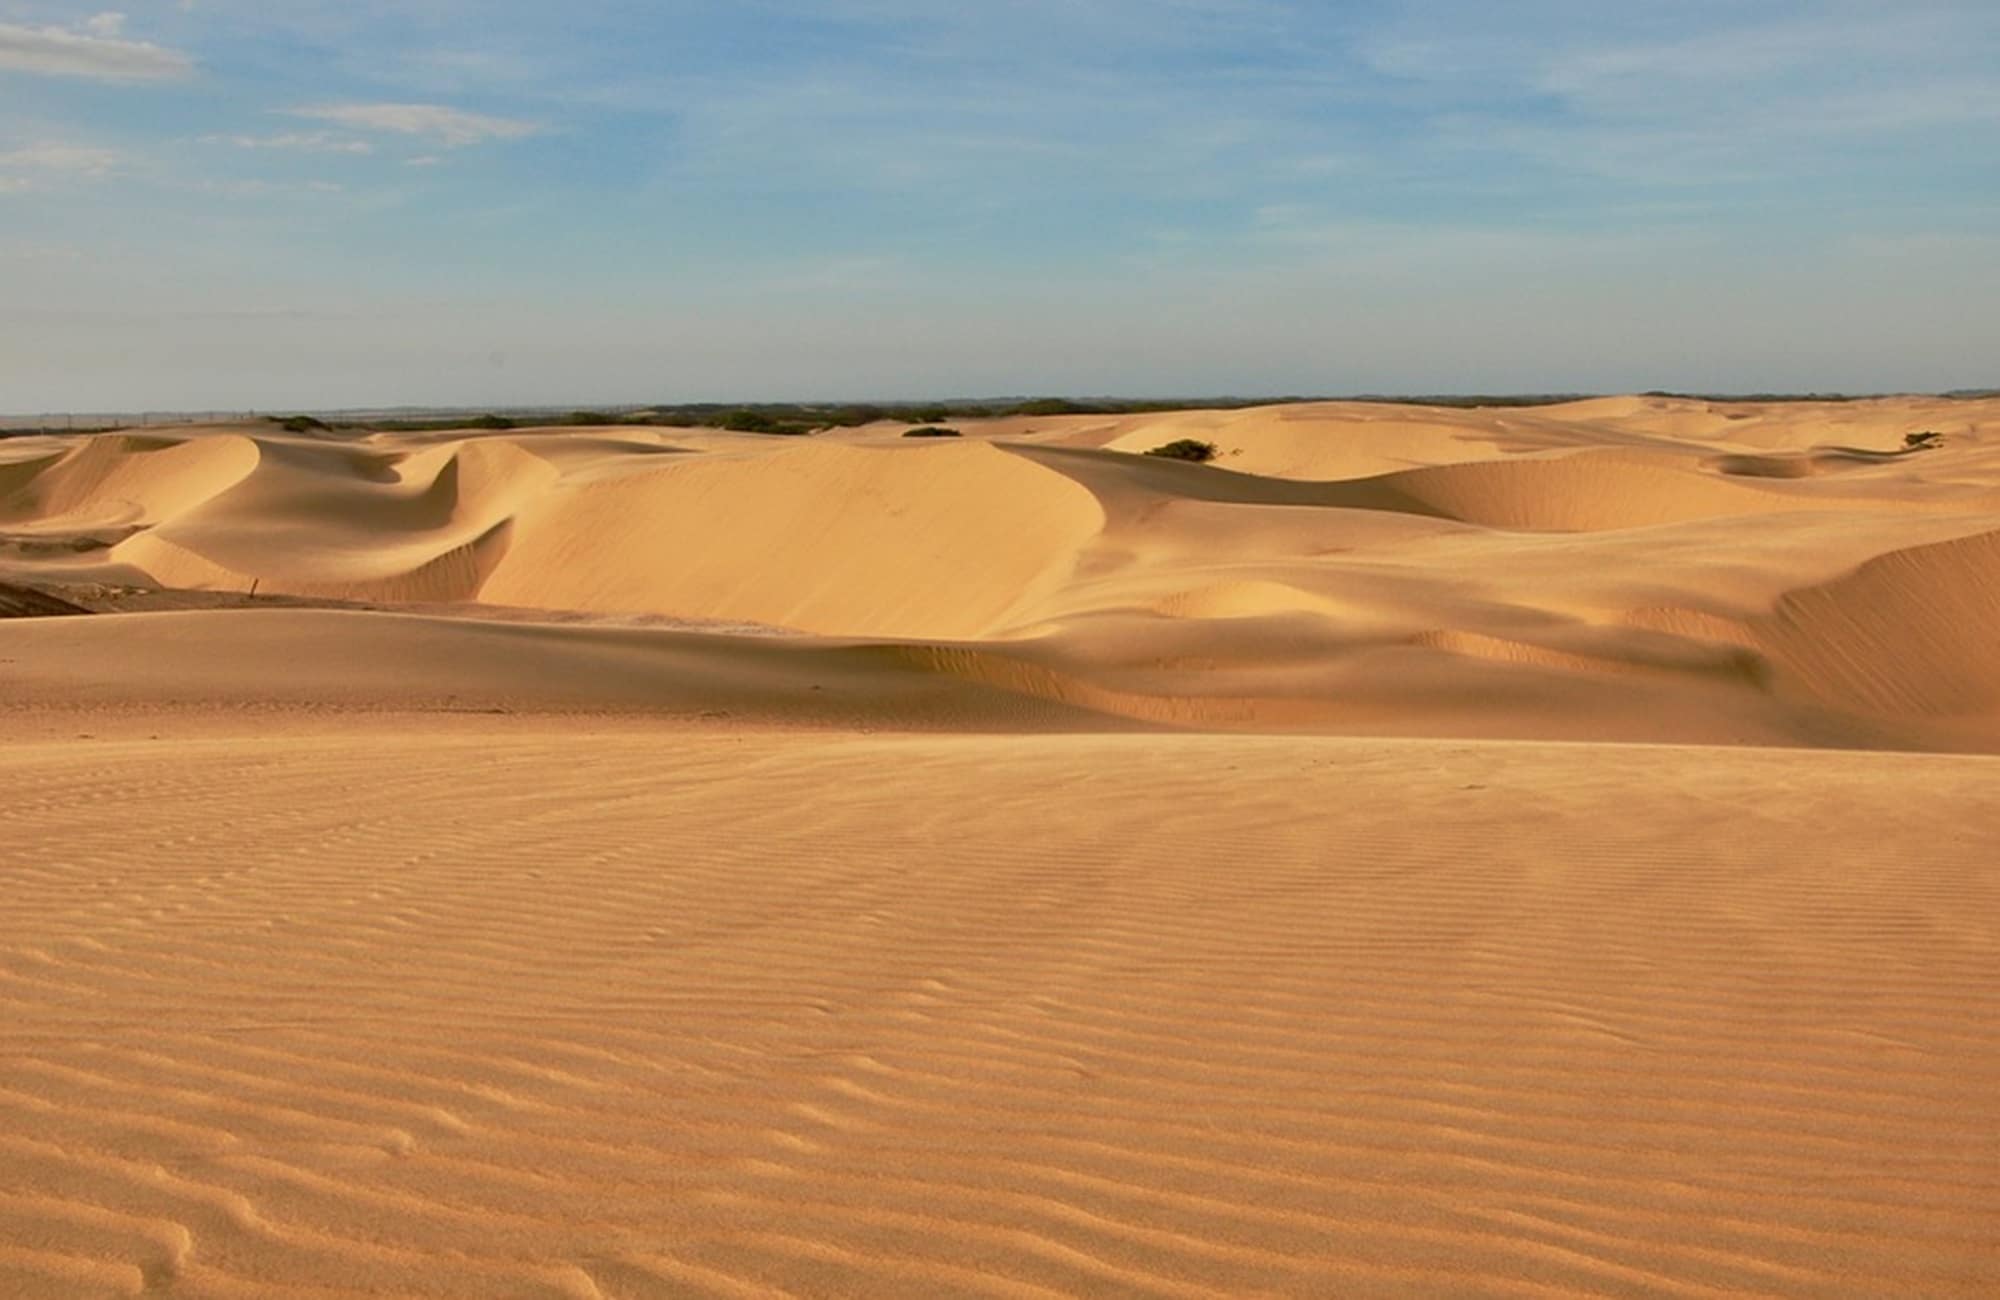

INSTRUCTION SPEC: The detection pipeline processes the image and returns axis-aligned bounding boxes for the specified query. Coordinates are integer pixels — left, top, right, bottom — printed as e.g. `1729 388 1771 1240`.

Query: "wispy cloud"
178 177 349 198
1358 3 2000 188
0 145 121 174
0 13 193 81
201 131 375 155
287 103 541 147
0 144 122 192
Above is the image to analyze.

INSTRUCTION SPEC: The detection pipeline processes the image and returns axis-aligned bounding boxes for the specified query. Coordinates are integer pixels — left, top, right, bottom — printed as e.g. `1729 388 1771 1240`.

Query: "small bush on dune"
1903 430 1945 451
469 414 516 431
1143 438 1218 463
903 425 962 438
275 414 328 433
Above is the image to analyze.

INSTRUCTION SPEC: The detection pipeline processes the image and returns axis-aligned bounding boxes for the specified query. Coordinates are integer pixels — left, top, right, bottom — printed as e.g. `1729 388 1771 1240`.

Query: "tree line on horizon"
8 387 1994 440
301 388 1998 437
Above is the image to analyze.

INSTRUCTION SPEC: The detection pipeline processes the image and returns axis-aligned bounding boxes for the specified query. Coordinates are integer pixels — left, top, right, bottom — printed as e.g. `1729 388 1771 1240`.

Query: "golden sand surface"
7 396 2000 746
2 397 1997 1295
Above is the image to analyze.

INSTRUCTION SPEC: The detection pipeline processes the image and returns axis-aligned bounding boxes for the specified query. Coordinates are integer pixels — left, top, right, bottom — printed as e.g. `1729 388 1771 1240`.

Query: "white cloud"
288 103 541 148
1355 4 2000 189
0 14 191 81
202 131 374 155
176 176 348 199
0 144 120 173
0 145 121 174
0 143 121 193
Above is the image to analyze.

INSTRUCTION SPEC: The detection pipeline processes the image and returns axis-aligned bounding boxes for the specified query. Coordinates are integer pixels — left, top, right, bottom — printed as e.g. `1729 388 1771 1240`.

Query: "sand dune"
1634 525 2000 719
480 440 1106 638
6 396 2000 746
4 395 2000 1295
0 434 260 536
1369 451 1865 531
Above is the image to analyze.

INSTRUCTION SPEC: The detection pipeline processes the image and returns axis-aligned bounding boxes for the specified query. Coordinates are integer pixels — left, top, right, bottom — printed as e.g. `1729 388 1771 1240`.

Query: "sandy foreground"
2 397 1998 1295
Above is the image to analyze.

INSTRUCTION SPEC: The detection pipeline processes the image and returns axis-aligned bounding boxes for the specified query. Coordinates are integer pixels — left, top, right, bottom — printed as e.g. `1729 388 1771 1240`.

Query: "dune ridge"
1633 526 2000 717
5 395 2000 748
0 435 261 547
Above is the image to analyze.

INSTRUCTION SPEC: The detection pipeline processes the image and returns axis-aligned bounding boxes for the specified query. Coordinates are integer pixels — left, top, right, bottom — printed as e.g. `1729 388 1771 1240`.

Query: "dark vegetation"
627 396 1275 430
1006 398 1100 416
902 426 962 438
0 581 91 619
1143 438 1219 463
717 409 796 434
1353 394 1593 409
1640 390 1867 403
363 413 518 433
1903 430 1946 451
17 388 1989 441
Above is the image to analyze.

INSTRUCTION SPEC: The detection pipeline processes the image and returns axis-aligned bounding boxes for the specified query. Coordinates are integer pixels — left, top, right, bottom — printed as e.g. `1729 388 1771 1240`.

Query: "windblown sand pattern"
3 733 1997 1297
3 396 1999 1294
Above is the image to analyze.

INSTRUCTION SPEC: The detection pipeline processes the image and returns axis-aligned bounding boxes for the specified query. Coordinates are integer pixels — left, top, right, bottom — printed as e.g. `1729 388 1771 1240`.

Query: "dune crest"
3 396 1999 747
482 440 1106 637
0 433 260 534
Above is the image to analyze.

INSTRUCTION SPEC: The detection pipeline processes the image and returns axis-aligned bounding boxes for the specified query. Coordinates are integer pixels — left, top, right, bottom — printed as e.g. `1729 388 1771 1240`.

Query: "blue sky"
3 0 1997 410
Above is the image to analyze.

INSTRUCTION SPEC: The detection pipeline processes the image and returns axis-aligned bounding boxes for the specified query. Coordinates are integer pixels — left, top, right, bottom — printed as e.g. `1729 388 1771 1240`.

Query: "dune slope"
6 396 2000 747
480 440 1105 637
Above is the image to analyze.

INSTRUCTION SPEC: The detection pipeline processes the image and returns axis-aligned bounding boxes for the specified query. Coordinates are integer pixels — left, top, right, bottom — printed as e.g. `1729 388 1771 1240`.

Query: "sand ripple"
2 732 1995 1296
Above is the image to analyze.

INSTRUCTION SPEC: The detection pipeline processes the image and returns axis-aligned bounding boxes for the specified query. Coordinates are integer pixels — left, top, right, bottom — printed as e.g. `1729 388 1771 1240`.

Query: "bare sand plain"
1 397 1997 1296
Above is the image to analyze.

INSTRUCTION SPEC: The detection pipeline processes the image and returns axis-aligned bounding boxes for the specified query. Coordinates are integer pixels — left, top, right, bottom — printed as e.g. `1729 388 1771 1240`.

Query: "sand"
2 396 1998 1295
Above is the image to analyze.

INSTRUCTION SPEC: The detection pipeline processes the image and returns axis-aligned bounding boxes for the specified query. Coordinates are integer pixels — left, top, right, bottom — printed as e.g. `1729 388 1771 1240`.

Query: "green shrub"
714 409 816 435
275 414 328 433
823 405 887 427
1006 398 1101 417
1143 438 1218 462
1903 430 1945 450
566 411 618 426
716 409 778 433
469 414 516 430
903 425 962 438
